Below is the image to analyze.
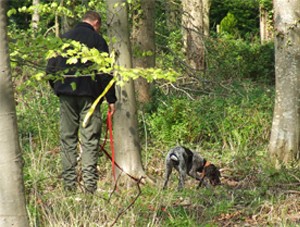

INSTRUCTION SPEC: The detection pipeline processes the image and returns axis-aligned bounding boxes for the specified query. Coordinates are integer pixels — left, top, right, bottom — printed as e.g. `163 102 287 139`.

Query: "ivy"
258 0 273 11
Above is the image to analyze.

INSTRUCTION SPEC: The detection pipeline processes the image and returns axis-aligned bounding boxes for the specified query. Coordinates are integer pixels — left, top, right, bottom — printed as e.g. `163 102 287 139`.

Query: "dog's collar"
202 159 211 168
200 159 211 179
204 160 211 168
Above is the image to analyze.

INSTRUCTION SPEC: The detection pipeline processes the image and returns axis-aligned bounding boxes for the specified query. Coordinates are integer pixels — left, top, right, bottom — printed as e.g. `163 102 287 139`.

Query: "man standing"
47 11 117 193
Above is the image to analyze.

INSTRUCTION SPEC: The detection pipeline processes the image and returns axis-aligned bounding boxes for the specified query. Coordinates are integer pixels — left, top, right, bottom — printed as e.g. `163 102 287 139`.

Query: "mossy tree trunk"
259 4 273 44
60 0 77 34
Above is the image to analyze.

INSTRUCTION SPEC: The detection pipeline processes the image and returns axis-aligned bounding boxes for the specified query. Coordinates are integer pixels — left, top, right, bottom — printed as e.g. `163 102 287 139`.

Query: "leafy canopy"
8 0 179 88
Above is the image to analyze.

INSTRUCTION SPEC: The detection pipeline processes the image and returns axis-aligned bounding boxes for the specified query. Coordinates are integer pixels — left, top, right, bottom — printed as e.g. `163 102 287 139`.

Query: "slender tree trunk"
165 0 180 32
269 0 300 165
182 0 210 71
202 0 210 37
259 4 273 44
132 0 155 104
107 0 146 186
55 13 59 37
32 0 39 32
0 1 29 226
60 0 76 34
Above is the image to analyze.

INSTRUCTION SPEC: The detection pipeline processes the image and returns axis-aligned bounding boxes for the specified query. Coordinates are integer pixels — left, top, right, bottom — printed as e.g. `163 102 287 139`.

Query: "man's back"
47 21 115 101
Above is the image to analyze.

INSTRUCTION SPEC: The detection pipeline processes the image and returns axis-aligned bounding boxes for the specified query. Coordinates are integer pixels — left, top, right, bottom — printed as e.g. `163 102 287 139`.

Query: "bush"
205 37 275 83
144 79 274 152
16 82 60 151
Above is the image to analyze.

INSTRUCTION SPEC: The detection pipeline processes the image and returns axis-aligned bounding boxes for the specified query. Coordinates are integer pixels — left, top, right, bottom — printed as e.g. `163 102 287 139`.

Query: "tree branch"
110 177 144 227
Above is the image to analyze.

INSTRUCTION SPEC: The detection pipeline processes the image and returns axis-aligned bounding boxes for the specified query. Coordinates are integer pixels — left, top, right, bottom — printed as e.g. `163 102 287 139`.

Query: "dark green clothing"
59 95 102 192
46 22 117 104
46 21 117 193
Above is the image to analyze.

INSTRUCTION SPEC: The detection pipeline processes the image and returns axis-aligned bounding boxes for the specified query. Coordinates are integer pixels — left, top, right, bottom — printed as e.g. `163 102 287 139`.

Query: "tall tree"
132 0 155 104
107 0 146 186
259 0 273 43
165 0 181 32
60 0 77 34
182 0 211 71
32 0 39 31
0 1 29 226
269 0 300 165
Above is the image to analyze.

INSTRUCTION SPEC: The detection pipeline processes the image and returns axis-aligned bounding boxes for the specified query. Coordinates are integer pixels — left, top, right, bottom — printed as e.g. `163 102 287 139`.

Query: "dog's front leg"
189 168 209 188
188 168 202 181
197 173 209 188
197 176 205 188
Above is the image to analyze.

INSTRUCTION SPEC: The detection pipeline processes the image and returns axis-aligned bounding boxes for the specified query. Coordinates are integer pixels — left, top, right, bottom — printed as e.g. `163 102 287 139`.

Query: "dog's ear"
197 158 206 172
212 165 221 177
217 169 221 177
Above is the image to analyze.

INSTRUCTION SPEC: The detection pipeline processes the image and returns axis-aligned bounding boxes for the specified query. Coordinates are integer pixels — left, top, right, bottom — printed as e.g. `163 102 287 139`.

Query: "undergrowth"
13 34 299 226
16 78 300 226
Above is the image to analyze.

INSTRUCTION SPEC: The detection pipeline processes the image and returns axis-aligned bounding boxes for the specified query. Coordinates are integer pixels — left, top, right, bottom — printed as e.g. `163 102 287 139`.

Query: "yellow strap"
82 78 115 128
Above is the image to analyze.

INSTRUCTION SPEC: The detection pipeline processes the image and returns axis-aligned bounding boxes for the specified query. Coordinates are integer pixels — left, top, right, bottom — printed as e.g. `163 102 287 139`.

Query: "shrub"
219 12 239 37
205 37 274 83
144 80 274 152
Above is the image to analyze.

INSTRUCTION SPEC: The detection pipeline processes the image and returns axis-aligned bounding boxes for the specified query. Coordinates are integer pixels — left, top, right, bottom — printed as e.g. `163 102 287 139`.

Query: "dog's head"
203 164 221 186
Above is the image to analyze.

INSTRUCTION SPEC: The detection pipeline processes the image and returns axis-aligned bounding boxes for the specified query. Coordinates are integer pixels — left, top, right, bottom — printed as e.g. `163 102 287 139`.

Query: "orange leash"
107 111 116 182
100 111 140 183
100 110 116 182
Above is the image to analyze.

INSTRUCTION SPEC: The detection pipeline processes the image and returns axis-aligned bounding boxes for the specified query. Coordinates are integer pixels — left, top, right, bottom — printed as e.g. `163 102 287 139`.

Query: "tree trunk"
259 4 273 44
60 0 76 34
202 0 210 37
32 0 39 31
107 0 146 187
132 0 155 104
165 0 180 33
0 1 29 226
269 0 300 165
182 0 210 71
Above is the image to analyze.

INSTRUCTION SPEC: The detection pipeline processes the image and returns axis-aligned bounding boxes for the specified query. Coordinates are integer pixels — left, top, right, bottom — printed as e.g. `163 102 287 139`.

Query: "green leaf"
33 72 45 81
66 57 78 65
7 8 17 17
70 82 77 91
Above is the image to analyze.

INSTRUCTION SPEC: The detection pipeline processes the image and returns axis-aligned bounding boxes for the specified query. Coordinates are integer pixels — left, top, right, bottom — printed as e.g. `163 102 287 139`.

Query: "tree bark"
165 0 180 31
182 0 210 71
32 0 39 31
202 0 210 37
107 0 146 187
132 0 155 104
60 0 76 34
0 1 29 226
259 4 273 44
269 0 300 165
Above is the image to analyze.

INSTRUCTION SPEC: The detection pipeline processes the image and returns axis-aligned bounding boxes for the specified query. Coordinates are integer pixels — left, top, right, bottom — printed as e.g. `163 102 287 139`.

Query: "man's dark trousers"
59 95 102 192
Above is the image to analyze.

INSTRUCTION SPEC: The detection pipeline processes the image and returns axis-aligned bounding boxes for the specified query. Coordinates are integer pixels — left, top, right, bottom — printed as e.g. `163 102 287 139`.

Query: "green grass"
16 79 300 226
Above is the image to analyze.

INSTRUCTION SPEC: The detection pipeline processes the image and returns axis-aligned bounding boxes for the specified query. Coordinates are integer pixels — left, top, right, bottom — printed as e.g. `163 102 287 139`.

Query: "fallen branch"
110 177 144 227
283 190 300 195
288 172 300 183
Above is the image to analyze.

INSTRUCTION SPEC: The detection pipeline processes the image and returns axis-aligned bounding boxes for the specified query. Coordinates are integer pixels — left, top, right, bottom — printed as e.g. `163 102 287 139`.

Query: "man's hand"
108 103 116 115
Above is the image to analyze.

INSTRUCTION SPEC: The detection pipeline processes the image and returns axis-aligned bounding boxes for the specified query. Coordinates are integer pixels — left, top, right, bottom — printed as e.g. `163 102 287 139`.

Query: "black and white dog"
163 146 221 190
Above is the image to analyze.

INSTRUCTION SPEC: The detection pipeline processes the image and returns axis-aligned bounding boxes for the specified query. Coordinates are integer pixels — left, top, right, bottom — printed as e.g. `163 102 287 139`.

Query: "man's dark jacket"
46 22 117 104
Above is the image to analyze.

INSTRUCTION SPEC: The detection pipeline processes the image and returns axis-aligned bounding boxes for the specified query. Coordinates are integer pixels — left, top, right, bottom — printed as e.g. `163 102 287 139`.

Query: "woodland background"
3 0 300 226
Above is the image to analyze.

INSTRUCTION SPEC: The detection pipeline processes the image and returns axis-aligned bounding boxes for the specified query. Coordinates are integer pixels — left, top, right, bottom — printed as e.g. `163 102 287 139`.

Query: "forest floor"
91 150 300 226
25 127 300 227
